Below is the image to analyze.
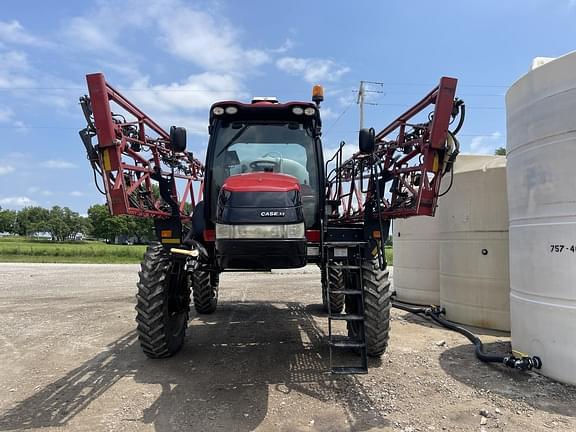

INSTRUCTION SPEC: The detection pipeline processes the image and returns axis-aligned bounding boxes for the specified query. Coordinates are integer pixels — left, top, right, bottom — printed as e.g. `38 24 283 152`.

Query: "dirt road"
0 263 574 431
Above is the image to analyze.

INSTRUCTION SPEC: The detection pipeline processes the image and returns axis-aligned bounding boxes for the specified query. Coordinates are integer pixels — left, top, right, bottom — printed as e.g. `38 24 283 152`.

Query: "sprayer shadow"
439 341 576 417
0 301 389 431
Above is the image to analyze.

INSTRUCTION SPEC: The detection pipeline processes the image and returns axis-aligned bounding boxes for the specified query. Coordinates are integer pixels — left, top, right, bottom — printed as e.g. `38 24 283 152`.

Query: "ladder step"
331 366 368 375
330 337 365 348
331 289 363 295
330 314 364 321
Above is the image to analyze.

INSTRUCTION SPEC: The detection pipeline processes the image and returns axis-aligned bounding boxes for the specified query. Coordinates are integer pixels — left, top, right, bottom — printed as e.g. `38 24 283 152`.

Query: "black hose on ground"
391 299 542 371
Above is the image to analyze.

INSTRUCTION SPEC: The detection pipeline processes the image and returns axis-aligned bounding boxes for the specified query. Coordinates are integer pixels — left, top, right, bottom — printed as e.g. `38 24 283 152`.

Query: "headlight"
292 106 304 115
235 224 284 239
285 223 305 238
304 107 316 116
212 106 224 115
215 223 305 239
215 224 232 238
225 106 238 114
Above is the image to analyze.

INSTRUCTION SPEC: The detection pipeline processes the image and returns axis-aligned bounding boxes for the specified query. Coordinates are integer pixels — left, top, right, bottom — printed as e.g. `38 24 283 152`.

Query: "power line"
380 91 505 97
0 84 510 96
0 125 207 132
371 102 504 110
0 124 505 137
324 99 355 134
0 87 241 94
376 82 510 88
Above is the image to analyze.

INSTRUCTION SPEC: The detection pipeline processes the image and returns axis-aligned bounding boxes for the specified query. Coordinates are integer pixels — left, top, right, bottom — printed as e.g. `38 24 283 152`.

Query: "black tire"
135 243 190 358
346 258 391 357
321 265 345 313
192 269 219 314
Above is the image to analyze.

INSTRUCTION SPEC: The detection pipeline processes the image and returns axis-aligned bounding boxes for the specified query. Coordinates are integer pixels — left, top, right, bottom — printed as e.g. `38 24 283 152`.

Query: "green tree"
46 206 83 241
87 204 151 243
15 206 49 236
0 207 17 233
131 217 154 243
88 204 115 242
495 147 506 156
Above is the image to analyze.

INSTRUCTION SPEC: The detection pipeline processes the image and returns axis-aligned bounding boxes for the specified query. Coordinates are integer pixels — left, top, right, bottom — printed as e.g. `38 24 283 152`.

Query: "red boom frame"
84 73 204 220
326 77 460 222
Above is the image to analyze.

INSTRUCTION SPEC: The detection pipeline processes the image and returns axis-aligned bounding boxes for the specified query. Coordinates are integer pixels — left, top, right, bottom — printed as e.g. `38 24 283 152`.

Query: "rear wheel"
321 265 345 313
135 243 190 358
193 269 219 314
346 258 391 357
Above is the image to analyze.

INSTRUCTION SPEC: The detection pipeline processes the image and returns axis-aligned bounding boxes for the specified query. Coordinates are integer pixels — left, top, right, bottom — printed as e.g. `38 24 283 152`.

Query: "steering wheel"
249 160 280 172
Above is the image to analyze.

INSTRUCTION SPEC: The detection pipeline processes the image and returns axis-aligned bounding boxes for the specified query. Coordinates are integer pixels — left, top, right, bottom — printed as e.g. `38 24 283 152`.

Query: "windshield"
209 122 320 228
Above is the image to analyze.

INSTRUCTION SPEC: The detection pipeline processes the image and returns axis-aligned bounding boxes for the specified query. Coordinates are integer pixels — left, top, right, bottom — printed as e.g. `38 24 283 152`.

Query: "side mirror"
169 126 187 152
359 127 375 154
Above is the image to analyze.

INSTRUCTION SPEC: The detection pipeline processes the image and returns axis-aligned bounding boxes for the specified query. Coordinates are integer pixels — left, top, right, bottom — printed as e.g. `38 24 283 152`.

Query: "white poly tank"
439 155 510 331
506 52 576 385
393 216 440 305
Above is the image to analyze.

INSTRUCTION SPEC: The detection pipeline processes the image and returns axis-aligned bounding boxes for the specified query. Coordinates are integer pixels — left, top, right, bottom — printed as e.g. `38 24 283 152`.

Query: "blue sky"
0 0 575 214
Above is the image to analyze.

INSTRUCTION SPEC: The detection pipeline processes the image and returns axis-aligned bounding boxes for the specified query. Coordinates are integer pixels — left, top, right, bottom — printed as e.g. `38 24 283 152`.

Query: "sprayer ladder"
325 241 368 374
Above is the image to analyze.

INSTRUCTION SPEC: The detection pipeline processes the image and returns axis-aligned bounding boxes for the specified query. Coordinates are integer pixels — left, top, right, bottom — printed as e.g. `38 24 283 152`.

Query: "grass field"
0 237 146 264
0 236 393 265
385 246 393 265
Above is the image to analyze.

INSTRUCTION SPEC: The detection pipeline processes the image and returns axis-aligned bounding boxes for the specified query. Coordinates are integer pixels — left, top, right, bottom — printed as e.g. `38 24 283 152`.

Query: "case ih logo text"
260 211 285 217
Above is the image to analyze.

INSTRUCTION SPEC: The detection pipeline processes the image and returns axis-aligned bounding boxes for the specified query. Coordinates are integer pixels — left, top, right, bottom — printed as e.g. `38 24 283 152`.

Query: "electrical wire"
324 99 355 134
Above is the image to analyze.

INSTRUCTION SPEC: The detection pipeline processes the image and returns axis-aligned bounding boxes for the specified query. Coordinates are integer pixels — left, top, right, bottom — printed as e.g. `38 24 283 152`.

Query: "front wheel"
193 270 219 314
135 243 191 358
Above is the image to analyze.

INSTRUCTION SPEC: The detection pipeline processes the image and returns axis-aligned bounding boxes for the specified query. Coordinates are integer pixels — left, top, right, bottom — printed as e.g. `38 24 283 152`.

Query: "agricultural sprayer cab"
79 73 464 373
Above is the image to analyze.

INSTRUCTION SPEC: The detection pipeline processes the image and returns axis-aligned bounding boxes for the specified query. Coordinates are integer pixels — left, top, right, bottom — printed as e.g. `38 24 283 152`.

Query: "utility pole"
356 80 384 130
357 81 366 130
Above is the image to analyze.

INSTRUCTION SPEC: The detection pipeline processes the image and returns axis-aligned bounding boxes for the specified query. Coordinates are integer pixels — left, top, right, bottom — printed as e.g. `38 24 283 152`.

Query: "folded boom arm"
326 77 464 223
79 73 204 221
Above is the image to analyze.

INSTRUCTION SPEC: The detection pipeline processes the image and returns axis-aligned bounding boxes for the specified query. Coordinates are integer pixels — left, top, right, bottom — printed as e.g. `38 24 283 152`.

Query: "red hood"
222 172 300 193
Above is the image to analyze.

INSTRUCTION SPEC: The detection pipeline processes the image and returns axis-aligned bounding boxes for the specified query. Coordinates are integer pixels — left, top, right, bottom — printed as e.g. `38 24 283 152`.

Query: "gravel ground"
0 263 575 432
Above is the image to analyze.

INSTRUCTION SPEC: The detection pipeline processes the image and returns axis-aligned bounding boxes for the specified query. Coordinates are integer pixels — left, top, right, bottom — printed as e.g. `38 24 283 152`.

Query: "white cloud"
54 0 277 131
63 17 118 53
0 106 14 122
126 73 247 114
0 49 77 111
27 187 53 196
0 106 26 131
319 107 338 121
0 196 36 207
469 132 503 155
155 5 269 71
0 164 15 175
276 57 350 83
42 160 77 169
61 0 269 72
0 50 35 88
115 72 249 135
0 20 49 46
69 191 84 197
268 38 294 54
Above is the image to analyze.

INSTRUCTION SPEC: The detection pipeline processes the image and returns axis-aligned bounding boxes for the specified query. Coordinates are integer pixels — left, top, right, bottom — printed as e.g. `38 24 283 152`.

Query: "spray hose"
391 300 542 371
